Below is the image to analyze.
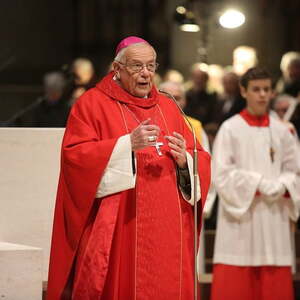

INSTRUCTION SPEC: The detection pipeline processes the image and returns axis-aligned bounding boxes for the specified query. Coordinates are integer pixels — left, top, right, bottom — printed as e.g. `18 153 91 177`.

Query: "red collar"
96 71 158 108
239 109 270 127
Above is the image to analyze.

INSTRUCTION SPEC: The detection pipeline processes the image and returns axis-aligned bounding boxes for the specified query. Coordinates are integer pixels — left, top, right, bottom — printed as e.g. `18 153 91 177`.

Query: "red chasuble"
46 72 211 300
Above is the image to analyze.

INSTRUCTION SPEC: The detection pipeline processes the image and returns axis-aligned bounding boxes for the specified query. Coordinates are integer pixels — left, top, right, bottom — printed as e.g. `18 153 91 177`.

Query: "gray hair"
274 94 296 106
43 72 66 91
114 47 127 62
72 57 94 72
114 43 157 63
159 81 185 94
288 57 300 68
280 51 300 73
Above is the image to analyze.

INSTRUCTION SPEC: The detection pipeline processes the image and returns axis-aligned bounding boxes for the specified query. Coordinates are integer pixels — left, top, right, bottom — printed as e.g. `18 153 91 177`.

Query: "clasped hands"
258 177 286 203
130 118 187 168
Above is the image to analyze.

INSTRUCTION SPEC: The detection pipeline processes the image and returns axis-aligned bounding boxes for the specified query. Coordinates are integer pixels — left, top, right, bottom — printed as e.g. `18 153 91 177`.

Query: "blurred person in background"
282 57 300 98
213 71 245 126
67 57 98 106
163 69 184 84
33 71 70 127
272 94 300 165
207 64 224 95
273 94 297 123
232 46 258 76
159 80 210 151
276 51 300 94
276 54 300 136
184 63 217 125
72 57 97 88
153 72 162 86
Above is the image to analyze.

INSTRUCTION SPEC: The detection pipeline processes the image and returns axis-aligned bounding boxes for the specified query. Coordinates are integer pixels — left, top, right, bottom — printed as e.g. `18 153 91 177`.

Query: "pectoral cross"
270 147 275 163
153 142 163 156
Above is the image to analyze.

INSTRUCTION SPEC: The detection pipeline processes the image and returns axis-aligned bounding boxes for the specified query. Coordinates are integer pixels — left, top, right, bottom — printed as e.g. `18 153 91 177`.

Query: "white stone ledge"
0 242 43 300
0 242 41 251
0 128 64 281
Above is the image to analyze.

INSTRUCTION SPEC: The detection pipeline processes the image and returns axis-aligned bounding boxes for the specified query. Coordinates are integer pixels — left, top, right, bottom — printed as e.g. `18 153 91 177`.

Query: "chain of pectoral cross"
122 104 164 156
269 123 275 163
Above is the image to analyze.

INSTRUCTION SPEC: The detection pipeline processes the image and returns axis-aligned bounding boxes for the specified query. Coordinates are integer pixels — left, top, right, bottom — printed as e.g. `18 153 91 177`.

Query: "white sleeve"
179 152 201 205
213 124 262 220
203 184 217 218
277 130 300 221
95 134 136 198
180 128 211 205
200 128 217 217
201 129 210 153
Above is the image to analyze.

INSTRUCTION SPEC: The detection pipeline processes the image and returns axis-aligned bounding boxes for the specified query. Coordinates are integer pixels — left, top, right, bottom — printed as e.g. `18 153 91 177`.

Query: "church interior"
0 0 300 299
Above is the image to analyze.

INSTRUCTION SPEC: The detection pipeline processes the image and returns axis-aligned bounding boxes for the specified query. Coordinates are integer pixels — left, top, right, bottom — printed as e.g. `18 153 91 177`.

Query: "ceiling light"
180 23 200 32
176 6 187 14
179 14 200 33
219 9 245 29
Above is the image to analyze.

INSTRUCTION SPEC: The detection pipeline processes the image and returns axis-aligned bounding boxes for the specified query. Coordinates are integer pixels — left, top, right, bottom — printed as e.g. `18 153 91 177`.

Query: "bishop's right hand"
130 118 160 151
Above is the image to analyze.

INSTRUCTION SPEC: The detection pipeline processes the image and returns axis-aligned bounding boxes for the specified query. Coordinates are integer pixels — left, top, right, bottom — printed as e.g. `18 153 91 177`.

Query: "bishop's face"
241 79 272 116
117 44 156 98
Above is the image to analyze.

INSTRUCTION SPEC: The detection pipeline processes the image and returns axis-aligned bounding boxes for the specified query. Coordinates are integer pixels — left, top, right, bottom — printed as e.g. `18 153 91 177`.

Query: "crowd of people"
158 52 300 146
42 37 300 299
17 47 300 140
9 57 97 127
19 49 299 148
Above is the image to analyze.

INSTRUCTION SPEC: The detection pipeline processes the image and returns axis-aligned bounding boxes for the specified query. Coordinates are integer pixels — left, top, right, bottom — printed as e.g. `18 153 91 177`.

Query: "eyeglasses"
117 61 159 73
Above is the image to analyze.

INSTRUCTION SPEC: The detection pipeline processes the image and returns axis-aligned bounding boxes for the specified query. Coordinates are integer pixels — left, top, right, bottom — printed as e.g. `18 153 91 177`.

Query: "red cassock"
46 72 211 300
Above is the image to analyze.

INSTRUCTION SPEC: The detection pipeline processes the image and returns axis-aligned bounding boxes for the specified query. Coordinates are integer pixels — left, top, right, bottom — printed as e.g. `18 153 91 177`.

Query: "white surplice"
212 113 300 266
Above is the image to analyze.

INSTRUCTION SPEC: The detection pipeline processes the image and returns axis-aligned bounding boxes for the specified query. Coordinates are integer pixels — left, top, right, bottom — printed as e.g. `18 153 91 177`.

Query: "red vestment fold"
211 264 294 300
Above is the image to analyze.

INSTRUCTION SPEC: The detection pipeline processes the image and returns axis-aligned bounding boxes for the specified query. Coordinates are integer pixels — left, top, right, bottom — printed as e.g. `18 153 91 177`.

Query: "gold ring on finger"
148 136 156 142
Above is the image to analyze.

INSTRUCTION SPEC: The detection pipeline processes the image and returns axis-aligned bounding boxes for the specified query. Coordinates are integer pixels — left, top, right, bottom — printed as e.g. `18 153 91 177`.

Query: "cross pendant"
153 142 163 156
270 147 275 163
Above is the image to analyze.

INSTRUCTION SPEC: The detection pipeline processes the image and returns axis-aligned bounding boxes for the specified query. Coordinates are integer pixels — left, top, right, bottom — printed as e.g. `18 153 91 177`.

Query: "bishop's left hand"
165 132 187 169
